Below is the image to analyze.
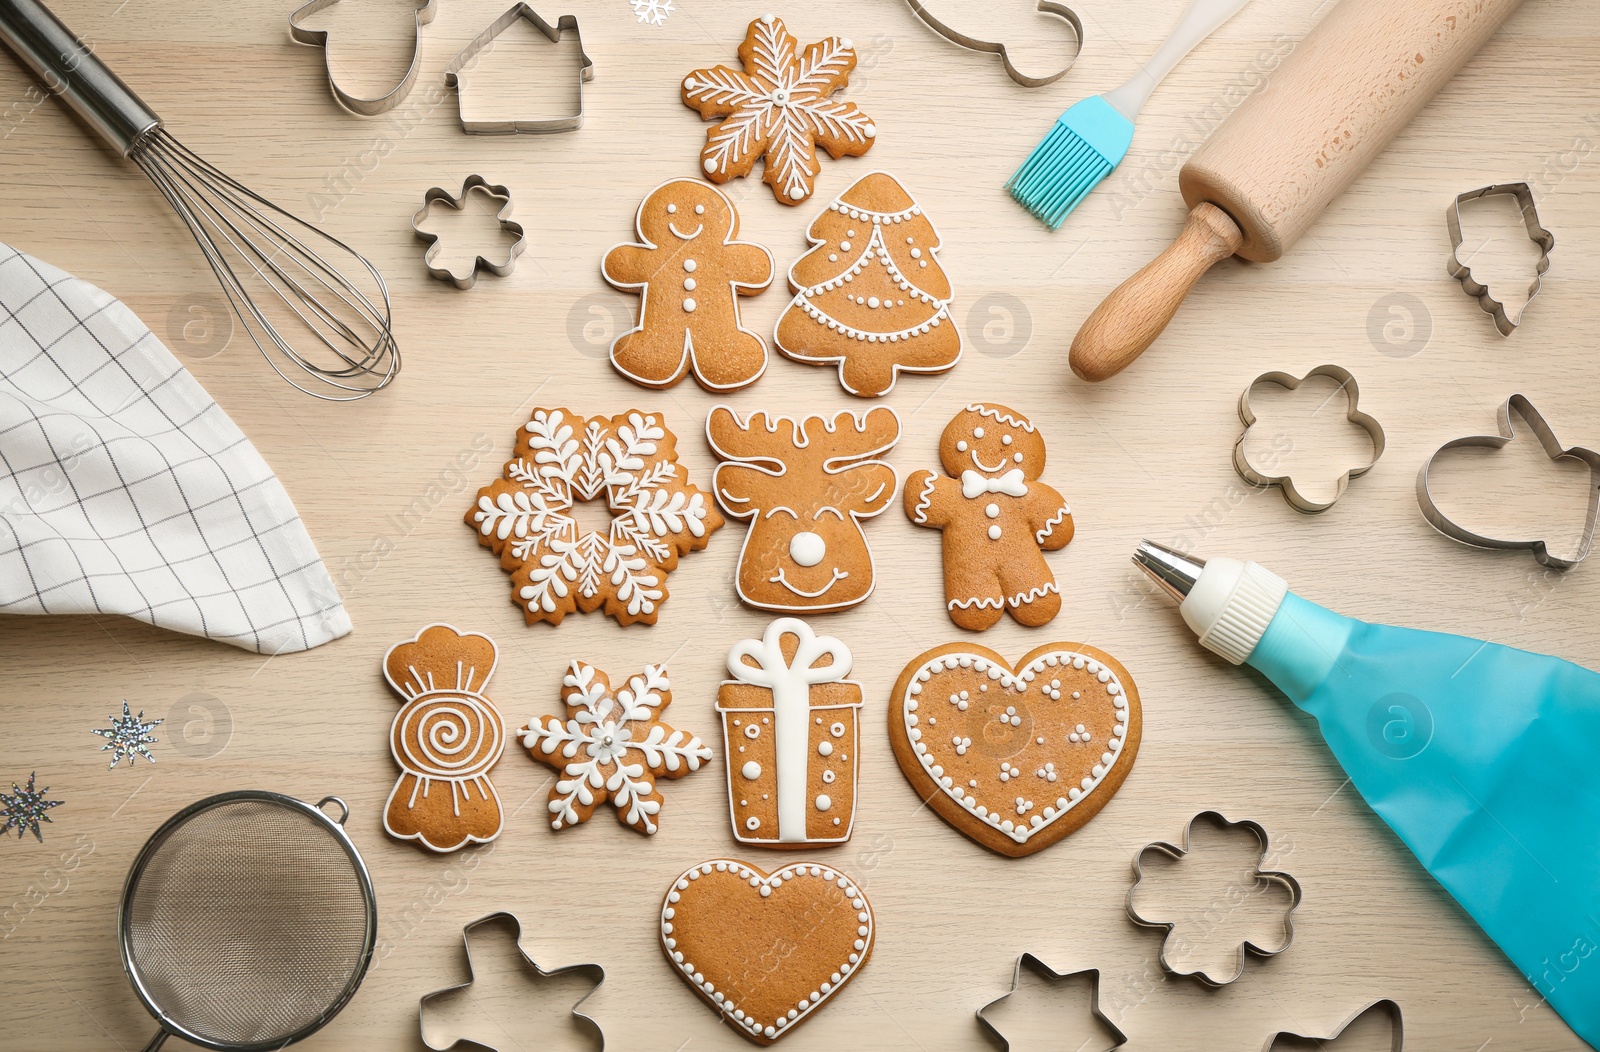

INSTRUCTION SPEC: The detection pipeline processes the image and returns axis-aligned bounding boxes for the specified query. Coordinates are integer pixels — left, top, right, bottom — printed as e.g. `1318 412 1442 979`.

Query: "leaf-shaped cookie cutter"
1126 810 1302 987
444 5 595 134
1235 364 1386 513
289 0 436 117
904 0 1083 87
412 176 528 290
1447 182 1555 336
1416 393 1600 570
1262 998 1404 1051
975 955 1128 1051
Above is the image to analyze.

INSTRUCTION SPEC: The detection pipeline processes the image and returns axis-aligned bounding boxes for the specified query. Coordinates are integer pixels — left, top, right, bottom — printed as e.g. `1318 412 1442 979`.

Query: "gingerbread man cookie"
603 180 774 391
903 403 1074 630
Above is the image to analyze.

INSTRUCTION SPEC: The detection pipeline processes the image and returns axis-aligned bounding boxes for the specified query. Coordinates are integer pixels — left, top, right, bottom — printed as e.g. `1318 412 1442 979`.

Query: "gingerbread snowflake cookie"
904 403 1073 630
682 14 877 205
466 408 723 626
603 180 774 391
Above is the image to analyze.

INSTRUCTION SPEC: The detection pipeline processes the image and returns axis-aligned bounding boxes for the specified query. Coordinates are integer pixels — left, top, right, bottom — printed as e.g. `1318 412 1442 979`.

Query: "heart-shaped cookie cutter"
975 955 1128 1050
289 0 436 116
904 0 1083 88
1447 182 1555 336
412 176 528 290
1235 363 1386 513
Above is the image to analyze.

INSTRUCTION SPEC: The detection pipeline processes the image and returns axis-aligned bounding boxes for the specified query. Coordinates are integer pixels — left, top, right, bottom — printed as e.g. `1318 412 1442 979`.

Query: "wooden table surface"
1 0 1596 1048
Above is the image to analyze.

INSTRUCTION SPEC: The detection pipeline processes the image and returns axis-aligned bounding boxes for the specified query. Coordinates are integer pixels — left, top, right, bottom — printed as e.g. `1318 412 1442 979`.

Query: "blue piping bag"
1134 540 1600 1048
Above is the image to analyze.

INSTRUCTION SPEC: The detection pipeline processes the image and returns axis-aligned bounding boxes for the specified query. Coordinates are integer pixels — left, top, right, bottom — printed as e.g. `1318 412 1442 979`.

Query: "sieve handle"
318 796 350 826
138 1030 168 1051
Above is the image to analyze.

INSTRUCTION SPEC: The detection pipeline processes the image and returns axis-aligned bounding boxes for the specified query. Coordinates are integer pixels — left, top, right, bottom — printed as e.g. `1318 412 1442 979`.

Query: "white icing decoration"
683 277 697 291
789 531 827 567
742 760 762 779
988 525 1002 541
960 467 1027 498
815 794 831 812
985 503 1000 518
818 741 833 757
683 297 697 313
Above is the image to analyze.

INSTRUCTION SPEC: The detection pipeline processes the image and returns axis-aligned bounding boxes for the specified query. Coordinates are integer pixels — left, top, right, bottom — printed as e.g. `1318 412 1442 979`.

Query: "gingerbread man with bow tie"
904 403 1074 630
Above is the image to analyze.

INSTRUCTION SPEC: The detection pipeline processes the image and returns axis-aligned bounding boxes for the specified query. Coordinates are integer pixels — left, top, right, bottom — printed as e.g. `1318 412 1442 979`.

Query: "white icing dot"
988 525 1002 540
815 794 832 812
789 186 805 200
695 203 705 215
974 427 985 439
956 440 968 452
1014 452 1024 462
840 241 852 252
760 885 771 897
666 203 677 214
985 503 999 518
683 259 697 272
702 158 717 173
683 297 697 313
742 761 762 780
830 722 846 738
789 531 826 567
910 248 922 259
865 124 876 138
818 741 833 757
822 769 835 783
683 277 696 291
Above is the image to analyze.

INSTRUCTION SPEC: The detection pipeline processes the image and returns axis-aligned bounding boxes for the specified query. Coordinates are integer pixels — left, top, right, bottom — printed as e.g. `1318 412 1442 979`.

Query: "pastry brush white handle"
1103 0 1253 121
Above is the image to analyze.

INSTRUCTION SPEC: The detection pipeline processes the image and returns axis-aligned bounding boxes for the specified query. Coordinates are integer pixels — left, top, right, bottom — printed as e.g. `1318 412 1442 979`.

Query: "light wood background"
1 0 1596 1048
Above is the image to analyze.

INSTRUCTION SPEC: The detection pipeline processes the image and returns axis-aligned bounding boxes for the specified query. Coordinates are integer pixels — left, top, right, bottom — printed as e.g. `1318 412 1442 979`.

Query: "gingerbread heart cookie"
660 858 873 1045
888 642 1141 858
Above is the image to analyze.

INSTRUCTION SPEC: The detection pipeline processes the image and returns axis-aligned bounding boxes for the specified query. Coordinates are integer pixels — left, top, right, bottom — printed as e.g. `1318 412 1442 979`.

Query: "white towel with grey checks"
0 241 351 653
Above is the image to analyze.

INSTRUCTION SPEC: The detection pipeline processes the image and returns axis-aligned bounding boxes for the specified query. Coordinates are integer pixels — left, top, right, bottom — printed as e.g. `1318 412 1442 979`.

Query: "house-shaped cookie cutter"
975 955 1127 1051
289 0 437 116
443 4 594 134
412 176 528 290
1447 182 1555 336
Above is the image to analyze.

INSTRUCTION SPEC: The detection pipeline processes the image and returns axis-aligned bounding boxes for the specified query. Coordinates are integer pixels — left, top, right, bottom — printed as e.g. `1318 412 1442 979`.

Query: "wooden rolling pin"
1069 0 1526 382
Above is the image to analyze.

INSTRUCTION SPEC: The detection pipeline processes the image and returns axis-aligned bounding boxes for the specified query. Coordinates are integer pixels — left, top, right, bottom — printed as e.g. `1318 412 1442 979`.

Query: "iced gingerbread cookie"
660 858 874 1044
904 403 1073 630
602 179 774 391
521 661 712 835
467 408 722 626
681 14 877 206
382 624 506 853
706 405 899 612
888 642 1142 858
775 172 961 397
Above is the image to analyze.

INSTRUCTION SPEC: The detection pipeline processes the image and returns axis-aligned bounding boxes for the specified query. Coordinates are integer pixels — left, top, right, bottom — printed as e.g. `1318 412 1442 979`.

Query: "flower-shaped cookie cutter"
1126 810 1302 987
412 176 527 290
1447 182 1554 336
289 0 437 116
1235 363 1386 513
1417 393 1600 570
975 955 1128 1051
1262 998 1404 1051
419 911 606 1051
904 1 1084 88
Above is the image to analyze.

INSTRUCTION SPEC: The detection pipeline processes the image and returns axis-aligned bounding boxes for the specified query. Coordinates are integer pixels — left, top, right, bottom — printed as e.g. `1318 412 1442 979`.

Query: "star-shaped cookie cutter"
444 5 595 134
412 176 528 290
975 954 1128 1051
289 0 437 116
1417 393 1600 570
419 911 606 1051
1127 811 1303 987
1447 182 1555 336
1235 363 1386 514
1262 998 1404 1051
904 1 1083 88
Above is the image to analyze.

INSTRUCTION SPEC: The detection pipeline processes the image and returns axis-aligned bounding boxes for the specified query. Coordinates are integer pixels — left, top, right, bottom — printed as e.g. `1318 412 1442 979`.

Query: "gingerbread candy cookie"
775 172 961 397
382 624 506 853
660 858 874 1044
904 403 1073 630
707 405 899 612
889 642 1142 858
602 180 774 391
682 14 877 206
467 407 722 626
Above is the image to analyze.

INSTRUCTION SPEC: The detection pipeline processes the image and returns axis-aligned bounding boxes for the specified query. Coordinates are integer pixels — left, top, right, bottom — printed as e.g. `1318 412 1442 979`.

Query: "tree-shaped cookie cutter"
1126 811 1302 987
903 1 1084 87
1417 393 1600 570
1262 998 1404 1051
1447 182 1555 336
289 0 437 116
1235 363 1386 513
419 911 606 1051
975 955 1128 1051
444 4 595 134
412 176 527 290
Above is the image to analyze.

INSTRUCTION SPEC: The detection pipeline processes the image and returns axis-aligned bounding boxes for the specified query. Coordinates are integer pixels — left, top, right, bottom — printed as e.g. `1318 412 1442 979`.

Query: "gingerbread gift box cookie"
602 179 774 391
904 403 1073 630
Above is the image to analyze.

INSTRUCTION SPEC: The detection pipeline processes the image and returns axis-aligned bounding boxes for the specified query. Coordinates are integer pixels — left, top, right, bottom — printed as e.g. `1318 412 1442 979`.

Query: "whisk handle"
0 0 159 154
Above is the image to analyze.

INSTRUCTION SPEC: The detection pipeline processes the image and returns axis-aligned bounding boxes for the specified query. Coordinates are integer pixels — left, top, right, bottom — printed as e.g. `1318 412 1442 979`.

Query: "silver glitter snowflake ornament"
2 773 63 842
92 699 162 769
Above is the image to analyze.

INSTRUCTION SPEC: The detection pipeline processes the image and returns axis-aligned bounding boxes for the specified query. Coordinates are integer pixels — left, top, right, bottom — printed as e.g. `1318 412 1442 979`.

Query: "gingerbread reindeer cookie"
903 403 1074 630
603 179 774 391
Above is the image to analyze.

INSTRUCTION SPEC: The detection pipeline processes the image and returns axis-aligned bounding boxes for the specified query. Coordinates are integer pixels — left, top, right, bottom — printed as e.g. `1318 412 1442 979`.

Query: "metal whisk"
0 0 399 400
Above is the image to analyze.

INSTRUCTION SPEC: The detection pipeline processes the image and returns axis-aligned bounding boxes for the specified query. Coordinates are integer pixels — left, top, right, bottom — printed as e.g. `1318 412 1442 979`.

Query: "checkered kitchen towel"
0 241 350 653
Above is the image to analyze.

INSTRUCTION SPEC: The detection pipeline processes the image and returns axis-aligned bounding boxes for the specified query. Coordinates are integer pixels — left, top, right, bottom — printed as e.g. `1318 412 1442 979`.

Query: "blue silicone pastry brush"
1007 0 1253 229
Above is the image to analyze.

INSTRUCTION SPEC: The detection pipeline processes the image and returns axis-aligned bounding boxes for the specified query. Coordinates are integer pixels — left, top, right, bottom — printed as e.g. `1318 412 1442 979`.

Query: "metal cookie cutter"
976 955 1128 1051
1263 998 1404 1051
1235 364 1386 514
413 176 528 290
904 1 1083 87
444 4 595 134
420 911 606 1051
1417 393 1600 570
289 0 437 116
1127 811 1303 987
1447 182 1555 336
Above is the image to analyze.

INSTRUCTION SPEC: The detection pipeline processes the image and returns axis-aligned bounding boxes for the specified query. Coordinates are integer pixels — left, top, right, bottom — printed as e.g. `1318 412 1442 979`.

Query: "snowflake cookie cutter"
419 911 606 1052
289 0 437 116
412 176 527 290
1126 810 1302 987
1262 998 1404 1051
443 4 594 134
1447 182 1554 336
904 1 1083 88
976 955 1128 1051
1416 393 1600 570
1235 363 1386 514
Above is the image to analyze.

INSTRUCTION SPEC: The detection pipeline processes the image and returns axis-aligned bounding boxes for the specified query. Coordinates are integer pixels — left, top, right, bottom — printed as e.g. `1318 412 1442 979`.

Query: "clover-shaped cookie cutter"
1262 998 1404 1051
419 911 606 1051
412 176 528 290
443 5 594 134
1127 811 1302 987
1447 182 1555 336
1235 364 1386 513
289 0 437 116
1417 393 1600 570
904 1 1083 87
976 955 1127 1051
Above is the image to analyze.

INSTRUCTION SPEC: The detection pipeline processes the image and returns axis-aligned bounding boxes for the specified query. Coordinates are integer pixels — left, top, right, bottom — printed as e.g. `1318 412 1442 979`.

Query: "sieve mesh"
122 798 372 1047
